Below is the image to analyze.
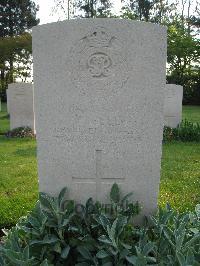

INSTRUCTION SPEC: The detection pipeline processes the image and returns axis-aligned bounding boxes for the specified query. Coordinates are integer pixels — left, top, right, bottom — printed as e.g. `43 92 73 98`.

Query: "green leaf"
40 259 49 266
107 219 118 247
176 251 185 265
4 250 31 265
75 263 90 266
61 245 70 259
97 214 111 231
126 255 137 265
184 233 200 250
116 216 127 236
22 246 29 260
102 263 113 266
185 248 195 265
121 192 133 205
143 242 155 256
195 204 200 218
53 242 61 253
61 218 70 227
77 246 93 260
58 187 68 208
39 193 56 213
122 243 132 250
98 235 112 245
30 235 59 246
96 250 109 259
110 183 120 203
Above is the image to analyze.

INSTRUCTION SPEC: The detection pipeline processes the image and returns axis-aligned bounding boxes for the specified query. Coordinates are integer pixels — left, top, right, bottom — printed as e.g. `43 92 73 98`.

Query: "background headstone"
6 89 10 114
164 84 183 128
33 19 167 218
8 83 35 131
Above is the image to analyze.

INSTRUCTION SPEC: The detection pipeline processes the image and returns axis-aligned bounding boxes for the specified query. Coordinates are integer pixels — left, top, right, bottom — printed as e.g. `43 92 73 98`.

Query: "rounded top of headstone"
8 83 33 90
32 18 167 33
166 84 183 91
165 84 183 96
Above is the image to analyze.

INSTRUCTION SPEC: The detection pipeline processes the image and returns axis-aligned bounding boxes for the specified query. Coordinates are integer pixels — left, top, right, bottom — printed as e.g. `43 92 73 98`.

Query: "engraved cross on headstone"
72 150 124 201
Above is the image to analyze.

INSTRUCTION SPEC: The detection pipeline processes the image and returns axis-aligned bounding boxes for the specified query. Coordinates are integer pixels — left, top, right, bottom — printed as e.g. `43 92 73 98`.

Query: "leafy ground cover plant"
5 127 35 138
163 120 200 142
0 184 200 265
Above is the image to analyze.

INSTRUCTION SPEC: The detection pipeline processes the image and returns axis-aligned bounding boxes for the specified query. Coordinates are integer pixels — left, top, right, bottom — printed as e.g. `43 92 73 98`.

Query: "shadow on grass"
0 114 9 119
14 147 36 157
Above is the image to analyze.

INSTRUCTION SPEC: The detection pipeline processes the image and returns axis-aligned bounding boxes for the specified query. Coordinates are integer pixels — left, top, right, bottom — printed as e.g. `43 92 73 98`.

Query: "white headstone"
164 84 183 128
6 89 10 114
33 19 167 218
8 83 35 131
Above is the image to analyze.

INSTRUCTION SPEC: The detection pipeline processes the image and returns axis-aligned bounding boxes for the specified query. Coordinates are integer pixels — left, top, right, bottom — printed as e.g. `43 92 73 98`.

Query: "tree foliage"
1 0 199 104
0 0 39 37
54 0 113 18
77 0 113 17
0 33 33 91
121 0 200 104
0 0 39 99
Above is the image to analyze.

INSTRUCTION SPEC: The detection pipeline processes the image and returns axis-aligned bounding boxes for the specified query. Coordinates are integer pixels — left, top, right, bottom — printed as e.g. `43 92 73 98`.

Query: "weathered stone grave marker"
6 89 10 114
7 83 35 131
164 84 183 128
33 19 167 218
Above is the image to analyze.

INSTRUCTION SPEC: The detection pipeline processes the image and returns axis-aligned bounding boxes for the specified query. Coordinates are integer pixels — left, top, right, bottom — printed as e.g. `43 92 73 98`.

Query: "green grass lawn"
0 104 199 227
0 136 38 227
182 105 200 124
0 103 9 134
159 142 200 211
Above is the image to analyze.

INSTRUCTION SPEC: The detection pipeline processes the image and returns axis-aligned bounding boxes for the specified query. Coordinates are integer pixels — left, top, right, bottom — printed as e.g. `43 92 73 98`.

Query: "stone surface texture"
6 89 10 114
164 84 183 128
33 19 167 218
8 83 35 131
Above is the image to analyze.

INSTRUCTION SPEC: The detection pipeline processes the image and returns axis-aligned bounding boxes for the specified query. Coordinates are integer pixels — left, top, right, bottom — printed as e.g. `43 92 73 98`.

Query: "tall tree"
54 0 113 19
0 0 39 98
53 0 75 20
0 33 32 90
121 0 155 21
121 0 200 104
121 0 176 22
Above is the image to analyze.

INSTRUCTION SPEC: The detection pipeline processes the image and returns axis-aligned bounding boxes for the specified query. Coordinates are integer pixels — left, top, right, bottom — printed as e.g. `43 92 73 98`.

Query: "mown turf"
0 103 9 134
159 142 200 212
0 104 200 227
182 105 200 124
0 136 38 227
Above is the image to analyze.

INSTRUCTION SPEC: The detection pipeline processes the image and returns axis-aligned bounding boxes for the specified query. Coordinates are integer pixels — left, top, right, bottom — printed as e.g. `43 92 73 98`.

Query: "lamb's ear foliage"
110 183 120 203
0 184 200 265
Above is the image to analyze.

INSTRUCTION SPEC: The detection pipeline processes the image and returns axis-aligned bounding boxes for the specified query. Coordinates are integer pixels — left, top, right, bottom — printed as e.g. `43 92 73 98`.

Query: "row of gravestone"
6 19 184 221
6 82 183 132
6 83 35 132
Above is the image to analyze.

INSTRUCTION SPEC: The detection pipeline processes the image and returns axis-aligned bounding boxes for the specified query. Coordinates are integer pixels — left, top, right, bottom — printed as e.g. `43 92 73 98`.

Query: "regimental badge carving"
87 52 112 78
69 27 128 93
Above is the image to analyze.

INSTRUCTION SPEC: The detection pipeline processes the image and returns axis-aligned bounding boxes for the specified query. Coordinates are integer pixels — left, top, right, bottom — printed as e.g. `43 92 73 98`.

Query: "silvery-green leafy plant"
0 184 199 265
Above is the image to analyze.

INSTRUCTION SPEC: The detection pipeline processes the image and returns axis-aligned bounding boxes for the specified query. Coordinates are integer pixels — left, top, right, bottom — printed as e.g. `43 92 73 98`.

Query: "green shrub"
5 127 35 138
0 185 200 265
163 120 200 142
